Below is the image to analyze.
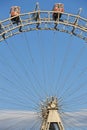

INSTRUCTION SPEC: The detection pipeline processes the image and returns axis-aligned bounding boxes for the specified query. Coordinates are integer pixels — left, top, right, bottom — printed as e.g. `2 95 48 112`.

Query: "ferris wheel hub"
40 97 64 130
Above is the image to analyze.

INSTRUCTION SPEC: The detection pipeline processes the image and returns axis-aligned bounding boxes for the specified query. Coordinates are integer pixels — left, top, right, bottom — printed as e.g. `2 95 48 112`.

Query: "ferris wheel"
0 2 87 130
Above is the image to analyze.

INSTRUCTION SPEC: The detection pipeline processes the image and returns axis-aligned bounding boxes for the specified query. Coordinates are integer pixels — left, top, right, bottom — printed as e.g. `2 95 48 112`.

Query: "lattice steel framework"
0 10 87 42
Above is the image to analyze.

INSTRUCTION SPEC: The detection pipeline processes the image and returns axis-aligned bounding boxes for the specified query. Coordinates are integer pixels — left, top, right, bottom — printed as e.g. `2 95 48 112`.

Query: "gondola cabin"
53 3 64 21
53 3 64 12
10 6 20 17
10 6 21 24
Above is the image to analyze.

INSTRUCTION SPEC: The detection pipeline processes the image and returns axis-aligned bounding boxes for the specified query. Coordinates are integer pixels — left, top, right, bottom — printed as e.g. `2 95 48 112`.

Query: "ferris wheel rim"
0 10 87 42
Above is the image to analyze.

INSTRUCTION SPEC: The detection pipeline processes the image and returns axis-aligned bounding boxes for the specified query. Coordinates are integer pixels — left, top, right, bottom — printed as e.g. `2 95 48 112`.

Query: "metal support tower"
40 97 64 130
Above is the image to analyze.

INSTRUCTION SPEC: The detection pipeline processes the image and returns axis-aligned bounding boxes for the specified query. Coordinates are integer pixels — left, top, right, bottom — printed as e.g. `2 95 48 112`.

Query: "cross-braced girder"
0 10 87 42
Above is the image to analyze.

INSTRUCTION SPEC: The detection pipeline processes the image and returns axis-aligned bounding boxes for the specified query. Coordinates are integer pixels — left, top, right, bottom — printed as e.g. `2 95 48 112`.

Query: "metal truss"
0 10 87 42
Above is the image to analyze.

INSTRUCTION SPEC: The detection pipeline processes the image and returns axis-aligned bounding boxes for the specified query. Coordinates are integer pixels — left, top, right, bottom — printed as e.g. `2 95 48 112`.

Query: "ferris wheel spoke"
0 112 40 130
57 44 86 99
40 34 46 88
48 31 59 96
62 76 87 101
22 32 47 98
68 92 87 103
0 99 40 111
0 45 38 97
0 87 43 112
61 63 87 99
55 35 73 97
37 31 49 97
5 43 43 100
0 70 41 105
29 118 41 130
0 89 41 110
62 109 87 128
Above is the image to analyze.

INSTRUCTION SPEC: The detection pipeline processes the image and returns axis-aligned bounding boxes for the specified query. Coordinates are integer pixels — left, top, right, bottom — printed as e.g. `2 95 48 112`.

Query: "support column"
40 97 64 130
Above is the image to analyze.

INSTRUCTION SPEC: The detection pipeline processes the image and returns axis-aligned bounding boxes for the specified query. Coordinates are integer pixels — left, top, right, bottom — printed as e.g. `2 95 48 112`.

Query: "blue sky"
0 0 87 129
0 0 87 19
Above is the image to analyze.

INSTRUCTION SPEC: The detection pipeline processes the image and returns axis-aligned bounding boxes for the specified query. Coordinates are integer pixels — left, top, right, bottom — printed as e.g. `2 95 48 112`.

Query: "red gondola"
10 6 21 24
53 3 64 21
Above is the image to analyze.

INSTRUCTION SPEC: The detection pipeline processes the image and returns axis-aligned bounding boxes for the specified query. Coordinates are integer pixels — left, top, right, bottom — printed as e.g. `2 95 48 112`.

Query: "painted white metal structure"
0 9 87 42
40 97 64 130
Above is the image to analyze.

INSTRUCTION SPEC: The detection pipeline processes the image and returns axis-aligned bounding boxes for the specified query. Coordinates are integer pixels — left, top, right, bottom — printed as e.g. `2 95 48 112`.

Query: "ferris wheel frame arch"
0 10 87 42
